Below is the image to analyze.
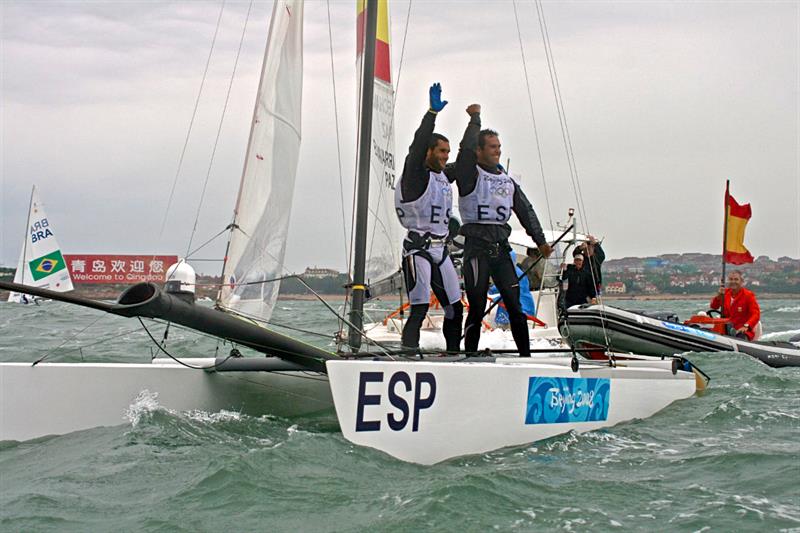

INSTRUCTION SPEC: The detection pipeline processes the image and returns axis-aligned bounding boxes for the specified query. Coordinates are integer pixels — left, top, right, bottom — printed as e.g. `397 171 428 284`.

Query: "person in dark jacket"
450 104 552 357
561 249 598 308
394 83 462 351
575 235 605 293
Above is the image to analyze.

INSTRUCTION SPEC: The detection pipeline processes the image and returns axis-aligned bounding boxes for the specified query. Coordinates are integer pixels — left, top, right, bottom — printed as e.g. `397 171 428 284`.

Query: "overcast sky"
2 0 798 275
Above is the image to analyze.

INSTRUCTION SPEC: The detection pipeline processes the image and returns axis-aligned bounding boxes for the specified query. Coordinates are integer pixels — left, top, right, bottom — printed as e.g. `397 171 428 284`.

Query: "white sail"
8 186 74 303
218 0 303 321
356 0 404 294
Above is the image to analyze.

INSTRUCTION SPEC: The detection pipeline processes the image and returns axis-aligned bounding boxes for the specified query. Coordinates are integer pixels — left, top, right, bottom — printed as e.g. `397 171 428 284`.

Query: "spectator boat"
561 304 800 368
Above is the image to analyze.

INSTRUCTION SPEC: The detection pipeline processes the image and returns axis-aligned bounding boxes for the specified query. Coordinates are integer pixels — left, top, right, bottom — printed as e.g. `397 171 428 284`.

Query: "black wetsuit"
452 112 547 357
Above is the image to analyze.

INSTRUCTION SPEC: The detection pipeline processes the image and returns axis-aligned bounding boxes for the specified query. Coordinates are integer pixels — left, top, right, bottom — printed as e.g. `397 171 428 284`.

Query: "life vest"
459 165 514 225
394 170 452 237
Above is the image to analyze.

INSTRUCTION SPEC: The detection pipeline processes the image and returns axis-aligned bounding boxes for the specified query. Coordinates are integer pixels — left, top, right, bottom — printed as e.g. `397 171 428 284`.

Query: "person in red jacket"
710 270 761 340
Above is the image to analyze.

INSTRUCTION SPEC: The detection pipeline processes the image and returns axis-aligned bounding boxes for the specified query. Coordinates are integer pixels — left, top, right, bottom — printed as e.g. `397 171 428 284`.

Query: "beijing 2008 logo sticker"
525 377 610 424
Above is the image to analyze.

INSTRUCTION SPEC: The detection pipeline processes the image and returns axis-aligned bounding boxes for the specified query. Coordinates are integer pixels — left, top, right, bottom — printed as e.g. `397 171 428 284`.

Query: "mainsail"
218 0 303 321
8 185 74 303
356 0 403 295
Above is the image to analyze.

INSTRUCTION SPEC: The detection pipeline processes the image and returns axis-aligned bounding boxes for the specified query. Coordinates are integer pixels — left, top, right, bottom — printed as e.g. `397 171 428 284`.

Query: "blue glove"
429 82 448 112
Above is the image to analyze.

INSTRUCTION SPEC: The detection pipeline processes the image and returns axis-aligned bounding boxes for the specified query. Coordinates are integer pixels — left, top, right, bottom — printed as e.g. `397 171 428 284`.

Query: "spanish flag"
356 0 391 84
723 183 754 265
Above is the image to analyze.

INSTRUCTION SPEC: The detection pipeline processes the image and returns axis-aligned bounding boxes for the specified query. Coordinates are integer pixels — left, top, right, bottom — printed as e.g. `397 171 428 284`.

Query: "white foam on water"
775 305 800 313
760 328 800 341
184 409 243 424
124 389 160 426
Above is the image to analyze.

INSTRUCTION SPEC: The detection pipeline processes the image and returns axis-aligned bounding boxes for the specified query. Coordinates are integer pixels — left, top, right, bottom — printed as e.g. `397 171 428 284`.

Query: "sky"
2 0 798 275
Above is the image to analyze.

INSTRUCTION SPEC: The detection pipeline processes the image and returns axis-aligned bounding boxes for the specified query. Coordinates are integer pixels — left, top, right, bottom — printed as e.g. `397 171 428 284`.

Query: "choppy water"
1 298 798 531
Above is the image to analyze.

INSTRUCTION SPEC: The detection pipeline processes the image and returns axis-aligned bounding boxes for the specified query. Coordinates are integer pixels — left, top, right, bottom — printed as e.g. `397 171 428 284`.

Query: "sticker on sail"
525 377 610 424
661 321 717 340
28 250 67 281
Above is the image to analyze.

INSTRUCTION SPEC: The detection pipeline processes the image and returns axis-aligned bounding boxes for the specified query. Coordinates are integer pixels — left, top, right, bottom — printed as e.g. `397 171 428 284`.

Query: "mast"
347 0 379 352
721 179 729 318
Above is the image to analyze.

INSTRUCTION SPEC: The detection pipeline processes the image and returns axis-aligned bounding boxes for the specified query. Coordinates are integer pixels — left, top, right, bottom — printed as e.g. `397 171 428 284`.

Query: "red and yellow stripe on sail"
724 193 754 265
356 0 391 84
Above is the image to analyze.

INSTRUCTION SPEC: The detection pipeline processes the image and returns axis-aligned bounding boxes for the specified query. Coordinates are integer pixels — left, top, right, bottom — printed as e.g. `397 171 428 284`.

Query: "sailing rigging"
0 0 709 464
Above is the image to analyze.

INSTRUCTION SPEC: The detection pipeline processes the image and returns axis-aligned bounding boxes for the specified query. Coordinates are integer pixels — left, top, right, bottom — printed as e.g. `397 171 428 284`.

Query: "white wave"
775 305 800 313
124 389 160 426
184 409 243 424
759 328 800 341
124 391 249 428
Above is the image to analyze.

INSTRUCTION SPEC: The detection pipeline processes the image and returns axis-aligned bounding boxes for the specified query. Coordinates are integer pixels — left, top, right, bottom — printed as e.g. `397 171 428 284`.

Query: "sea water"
1 298 798 531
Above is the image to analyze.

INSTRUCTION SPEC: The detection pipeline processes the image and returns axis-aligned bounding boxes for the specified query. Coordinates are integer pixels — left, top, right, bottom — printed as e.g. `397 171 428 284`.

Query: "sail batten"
218 0 304 321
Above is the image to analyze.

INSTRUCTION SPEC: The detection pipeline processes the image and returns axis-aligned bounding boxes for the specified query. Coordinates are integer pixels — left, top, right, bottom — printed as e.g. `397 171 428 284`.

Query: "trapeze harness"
394 170 458 304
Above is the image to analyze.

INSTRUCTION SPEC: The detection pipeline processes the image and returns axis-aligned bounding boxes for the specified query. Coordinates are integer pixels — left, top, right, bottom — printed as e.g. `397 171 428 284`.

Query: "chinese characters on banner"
64 255 178 284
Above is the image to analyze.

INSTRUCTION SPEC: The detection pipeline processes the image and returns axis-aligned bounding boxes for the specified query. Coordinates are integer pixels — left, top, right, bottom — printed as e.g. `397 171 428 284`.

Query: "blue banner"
661 321 717 340
525 377 610 424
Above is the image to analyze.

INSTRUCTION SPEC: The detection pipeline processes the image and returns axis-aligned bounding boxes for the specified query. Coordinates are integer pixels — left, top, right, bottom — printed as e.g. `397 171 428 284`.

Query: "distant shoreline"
276 292 798 302
0 289 793 303
598 293 798 301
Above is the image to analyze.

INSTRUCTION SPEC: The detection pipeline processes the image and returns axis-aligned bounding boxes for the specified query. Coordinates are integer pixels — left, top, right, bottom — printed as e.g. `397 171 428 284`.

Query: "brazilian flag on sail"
28 250 67 281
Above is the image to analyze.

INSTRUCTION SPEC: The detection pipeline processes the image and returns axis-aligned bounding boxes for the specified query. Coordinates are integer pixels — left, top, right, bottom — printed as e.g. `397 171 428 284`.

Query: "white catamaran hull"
327 357 699 464
0 359 332 442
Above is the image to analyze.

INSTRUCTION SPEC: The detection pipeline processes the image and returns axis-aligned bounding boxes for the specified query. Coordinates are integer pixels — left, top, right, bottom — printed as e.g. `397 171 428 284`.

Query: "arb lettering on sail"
356 0 403 291
8 186 74 302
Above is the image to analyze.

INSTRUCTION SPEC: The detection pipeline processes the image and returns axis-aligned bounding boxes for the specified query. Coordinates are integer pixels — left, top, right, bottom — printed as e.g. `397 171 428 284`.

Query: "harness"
463 237 511 260
403 231 450 266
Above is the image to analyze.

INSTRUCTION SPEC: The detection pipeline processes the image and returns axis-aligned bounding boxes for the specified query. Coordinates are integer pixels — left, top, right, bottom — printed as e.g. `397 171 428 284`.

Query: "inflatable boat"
561 304 800 368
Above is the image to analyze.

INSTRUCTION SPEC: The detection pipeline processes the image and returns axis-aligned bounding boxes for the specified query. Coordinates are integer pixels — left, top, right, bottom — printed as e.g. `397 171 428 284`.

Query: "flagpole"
721 179 730 318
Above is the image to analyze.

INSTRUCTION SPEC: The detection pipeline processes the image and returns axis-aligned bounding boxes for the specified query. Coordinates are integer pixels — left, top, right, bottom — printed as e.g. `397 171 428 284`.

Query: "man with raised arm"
576 235 606 294
394 83 462 351
452 104 552 357
710 270 761 340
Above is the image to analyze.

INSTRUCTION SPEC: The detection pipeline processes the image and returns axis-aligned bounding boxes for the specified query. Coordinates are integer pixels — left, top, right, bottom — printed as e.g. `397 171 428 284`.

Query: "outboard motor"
165 260 196 304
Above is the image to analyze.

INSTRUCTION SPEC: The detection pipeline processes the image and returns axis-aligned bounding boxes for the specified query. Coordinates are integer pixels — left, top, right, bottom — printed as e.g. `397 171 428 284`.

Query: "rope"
519 1 611 350
213 269 394 355
138 317 237 370
209 301 337 340
326 0 351 276
186 0 255 257
158 0 226 239
512 0 555 232
533 0 590 232
185 226 231 261
33 315 105 365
